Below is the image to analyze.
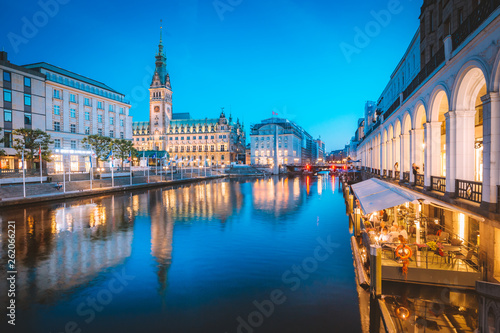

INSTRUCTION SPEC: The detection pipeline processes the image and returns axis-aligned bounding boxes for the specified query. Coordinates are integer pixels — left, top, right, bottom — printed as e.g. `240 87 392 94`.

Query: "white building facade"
23 63 132 172
352 1 500 283
250 118 312 165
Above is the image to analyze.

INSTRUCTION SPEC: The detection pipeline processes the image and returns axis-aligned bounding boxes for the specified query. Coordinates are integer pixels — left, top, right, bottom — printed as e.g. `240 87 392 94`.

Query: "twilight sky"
0 0 421 151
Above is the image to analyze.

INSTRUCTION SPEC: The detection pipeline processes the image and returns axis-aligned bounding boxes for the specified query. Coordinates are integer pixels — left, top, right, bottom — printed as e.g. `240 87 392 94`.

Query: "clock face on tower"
154 106 160 113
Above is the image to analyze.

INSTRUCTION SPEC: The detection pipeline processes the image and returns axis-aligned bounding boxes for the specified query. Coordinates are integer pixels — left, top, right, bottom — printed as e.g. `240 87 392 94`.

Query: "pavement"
0 170 224 206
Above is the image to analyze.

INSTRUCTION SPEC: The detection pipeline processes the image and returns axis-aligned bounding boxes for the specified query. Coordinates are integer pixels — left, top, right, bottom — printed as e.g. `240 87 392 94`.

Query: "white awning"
351 178 485 222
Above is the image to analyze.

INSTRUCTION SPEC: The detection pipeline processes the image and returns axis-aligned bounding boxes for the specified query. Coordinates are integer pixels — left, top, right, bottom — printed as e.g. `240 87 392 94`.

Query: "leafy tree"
13 128 53 168
81 135 112 166
112 139 138 167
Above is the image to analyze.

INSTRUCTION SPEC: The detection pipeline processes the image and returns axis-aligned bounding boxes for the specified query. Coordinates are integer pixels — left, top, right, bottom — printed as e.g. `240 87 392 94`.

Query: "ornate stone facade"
132 30 246 165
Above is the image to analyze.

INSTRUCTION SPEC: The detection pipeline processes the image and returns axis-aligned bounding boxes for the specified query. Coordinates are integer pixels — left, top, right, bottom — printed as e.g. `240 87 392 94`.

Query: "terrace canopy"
350 178 484 221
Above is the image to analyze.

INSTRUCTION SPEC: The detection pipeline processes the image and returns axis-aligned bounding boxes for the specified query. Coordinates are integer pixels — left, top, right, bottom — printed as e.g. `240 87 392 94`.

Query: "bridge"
283 164 349 174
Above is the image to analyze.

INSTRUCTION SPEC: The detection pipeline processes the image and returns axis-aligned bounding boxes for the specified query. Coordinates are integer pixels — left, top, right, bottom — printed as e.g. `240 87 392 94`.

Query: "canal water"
0 175 362 333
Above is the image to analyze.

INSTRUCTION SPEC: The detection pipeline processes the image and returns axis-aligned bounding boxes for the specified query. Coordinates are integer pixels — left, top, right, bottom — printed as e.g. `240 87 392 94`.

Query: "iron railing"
402 46 445 101
416 174 424 187
0 169 48 177
395 171 400 179
383 98 401 121
431 176 446 193
456 179 483 203
387 170 393 179
452 0 500 50
403 172 410 183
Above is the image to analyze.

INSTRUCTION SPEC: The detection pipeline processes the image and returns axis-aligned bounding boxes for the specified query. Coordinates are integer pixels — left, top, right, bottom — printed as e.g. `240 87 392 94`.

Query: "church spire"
157 19 164 56
159 19 163 45
152 19 168 87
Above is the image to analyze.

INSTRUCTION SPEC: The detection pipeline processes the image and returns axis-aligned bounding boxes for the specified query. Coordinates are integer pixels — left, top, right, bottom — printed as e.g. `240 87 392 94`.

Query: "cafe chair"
453 250 475 272
438 232 449 243
431 248 448 267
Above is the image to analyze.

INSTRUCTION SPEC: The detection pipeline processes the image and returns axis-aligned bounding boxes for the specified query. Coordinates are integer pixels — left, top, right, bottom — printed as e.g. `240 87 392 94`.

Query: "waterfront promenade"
0 170 224 207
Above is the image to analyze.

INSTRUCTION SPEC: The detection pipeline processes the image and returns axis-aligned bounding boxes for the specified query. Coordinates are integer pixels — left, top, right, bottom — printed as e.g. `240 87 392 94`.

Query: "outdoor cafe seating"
352 178 484 274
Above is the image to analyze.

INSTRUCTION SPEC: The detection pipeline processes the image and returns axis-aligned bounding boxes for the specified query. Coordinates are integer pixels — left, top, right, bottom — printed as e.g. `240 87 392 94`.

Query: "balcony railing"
382 98 401 121
456 179 483 204
452 0 500 50
416 174 424 187
403 172 410 183
360 220 482 274
387 170 393 179
402 46 445 102
383 169 386 177
431 176 446 193
395 171 400 179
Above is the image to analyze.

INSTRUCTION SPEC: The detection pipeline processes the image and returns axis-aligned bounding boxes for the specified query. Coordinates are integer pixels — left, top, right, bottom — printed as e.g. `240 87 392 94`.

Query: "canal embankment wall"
0 175 227 208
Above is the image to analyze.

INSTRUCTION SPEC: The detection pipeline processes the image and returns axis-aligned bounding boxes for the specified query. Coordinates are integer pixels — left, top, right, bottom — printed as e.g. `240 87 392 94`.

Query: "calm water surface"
0 176 361 333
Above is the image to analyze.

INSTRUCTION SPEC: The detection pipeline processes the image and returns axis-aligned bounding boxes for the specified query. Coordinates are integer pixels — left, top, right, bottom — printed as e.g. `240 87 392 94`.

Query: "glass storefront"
70 155 79 172
0 157 15 170
53 154 63 173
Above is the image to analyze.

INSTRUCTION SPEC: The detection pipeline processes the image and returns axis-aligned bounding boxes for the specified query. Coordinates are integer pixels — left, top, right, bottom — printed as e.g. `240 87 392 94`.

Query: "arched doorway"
394 120 402 177
454 65 487 183
402 113 412 177
433 90 449 177
388 125 394 176
414 104 427 172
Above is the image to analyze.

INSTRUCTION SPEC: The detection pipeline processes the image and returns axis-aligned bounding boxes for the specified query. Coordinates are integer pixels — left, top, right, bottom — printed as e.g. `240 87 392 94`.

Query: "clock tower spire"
149 20 173 151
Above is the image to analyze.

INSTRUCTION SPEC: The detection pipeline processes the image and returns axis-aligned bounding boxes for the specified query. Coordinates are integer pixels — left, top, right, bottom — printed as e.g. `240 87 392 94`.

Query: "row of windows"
255 150 292 157
256 143 289 148
53 106 124 126
167 125 224 134
54 139 79 149
47 72 125 102
3 71 31 87
52 89 125 114
135 134 230 142
155 155 224 162
52 122 124 138
3 89 31 106
254 136 289 141
3 110 32 126
167 145 228 153
169 135 219 141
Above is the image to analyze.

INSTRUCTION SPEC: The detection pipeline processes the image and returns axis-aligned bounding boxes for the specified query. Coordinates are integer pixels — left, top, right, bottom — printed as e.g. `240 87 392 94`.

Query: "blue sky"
0 0 421 151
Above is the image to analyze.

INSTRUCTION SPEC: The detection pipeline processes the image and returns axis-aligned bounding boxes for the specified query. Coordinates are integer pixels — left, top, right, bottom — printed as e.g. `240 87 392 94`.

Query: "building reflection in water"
251 176 314 220
0 177 319 311
128 179 245 296
0 196 135 307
